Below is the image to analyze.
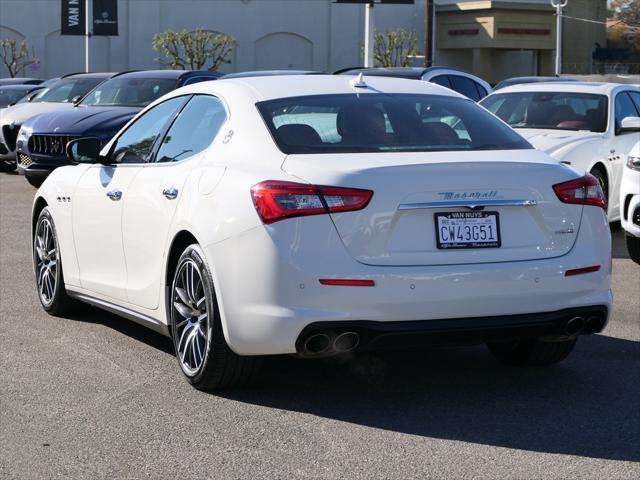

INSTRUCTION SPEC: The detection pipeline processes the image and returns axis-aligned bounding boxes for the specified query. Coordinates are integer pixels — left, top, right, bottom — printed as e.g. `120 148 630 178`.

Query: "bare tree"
373 28 418 68
0 39 39 78
152 28 236 71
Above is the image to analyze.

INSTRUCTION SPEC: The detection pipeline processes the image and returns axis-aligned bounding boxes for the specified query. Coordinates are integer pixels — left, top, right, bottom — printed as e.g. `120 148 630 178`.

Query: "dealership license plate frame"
434 211 501 249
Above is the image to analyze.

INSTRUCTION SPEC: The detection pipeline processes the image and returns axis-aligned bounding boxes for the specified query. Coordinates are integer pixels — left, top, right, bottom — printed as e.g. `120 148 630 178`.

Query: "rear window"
257 93 531 154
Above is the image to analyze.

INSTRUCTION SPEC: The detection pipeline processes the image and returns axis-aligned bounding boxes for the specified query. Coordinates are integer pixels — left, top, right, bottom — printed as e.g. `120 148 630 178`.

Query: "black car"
0 84 45 108
335 66 492 101
493 76 577 91
16 70 222 186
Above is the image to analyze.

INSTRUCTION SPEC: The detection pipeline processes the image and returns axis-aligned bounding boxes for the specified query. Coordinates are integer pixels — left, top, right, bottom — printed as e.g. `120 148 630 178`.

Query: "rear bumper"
296 305 608 356
207 206 612 356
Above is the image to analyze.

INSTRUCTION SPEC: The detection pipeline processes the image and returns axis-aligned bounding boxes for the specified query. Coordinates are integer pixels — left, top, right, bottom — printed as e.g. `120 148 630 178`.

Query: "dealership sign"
93 0 118 36
61 0 118 36
61 0 85 36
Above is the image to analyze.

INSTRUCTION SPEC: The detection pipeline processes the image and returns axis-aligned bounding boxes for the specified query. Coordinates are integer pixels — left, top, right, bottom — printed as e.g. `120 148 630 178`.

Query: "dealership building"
0 0 605 83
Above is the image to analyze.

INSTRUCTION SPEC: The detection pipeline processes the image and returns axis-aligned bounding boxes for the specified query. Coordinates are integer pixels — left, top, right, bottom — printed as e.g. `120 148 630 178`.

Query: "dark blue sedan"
17 70 222 187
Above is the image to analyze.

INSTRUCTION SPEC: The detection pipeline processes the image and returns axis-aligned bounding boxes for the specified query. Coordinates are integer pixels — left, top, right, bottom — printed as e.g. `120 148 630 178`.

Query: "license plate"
434 211 501 249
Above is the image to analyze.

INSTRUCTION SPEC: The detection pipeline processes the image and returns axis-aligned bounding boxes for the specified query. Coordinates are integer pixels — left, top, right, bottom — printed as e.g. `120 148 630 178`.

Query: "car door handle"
106 190 122 201
163 187 178 200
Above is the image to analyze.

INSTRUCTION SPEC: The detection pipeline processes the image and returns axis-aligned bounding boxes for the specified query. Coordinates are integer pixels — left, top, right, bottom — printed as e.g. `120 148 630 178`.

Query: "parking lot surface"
1 172 638 479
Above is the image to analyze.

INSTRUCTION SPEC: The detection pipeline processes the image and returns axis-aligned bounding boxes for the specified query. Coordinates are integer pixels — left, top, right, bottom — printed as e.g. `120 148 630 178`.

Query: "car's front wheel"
626 233 640 264
33 207 79 315
487 337 577 366
170 244 260 390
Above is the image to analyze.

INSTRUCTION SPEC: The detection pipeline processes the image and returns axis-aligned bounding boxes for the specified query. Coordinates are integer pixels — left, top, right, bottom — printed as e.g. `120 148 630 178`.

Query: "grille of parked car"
17 152 32 167
2 125 20 151
29 135 78 156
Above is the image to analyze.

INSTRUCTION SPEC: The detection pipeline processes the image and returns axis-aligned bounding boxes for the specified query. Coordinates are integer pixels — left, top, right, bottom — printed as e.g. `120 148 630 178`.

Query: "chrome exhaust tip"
333 331 360 353
303 333 331 355
565 316 585 336
584 316 604 334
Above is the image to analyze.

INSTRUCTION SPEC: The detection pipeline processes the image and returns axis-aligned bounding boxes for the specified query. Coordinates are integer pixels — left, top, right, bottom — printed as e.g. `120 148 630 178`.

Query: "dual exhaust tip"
565 315 605 336
302 331 360 356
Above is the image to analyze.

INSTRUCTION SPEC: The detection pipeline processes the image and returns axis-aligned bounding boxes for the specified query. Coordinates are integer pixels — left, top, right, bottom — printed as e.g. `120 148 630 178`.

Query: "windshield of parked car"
480 92 608 132
35 77 105 103
257 93 531 154
80 78 178 107
0 87 35 107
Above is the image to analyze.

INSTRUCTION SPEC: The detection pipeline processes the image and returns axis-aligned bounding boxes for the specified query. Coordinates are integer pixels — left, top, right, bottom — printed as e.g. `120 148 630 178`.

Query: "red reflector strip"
565 265 601 277
319 279 375 287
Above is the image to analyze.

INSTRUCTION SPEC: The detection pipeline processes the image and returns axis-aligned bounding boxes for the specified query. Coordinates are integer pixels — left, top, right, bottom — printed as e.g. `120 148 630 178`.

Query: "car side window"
430 75 451 88
615 92 640 134
154 95 227 163
475 83 488 100
449 76 482 101
111 96 186 164
628 91 640 116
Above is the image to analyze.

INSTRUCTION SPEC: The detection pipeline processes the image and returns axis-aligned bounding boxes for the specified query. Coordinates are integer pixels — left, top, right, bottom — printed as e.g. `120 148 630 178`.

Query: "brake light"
553 174 607 210
251 180 373 224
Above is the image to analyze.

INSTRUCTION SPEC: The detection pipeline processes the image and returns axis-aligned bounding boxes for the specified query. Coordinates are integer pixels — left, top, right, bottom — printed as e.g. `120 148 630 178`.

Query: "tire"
0 159 16 172
626 233 640 265
487 337 577 366
26 173 45 188
169 244 260 391
589 167 608 201
33 207 80 316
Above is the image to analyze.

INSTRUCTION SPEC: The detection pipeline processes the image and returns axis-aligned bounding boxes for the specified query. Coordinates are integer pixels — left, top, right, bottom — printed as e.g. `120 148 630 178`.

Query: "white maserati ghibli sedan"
32 75 612 390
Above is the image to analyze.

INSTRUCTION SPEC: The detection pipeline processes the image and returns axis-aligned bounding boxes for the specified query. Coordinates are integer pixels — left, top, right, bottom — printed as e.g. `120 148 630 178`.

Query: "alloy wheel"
34 217 58 305
172 259 210 376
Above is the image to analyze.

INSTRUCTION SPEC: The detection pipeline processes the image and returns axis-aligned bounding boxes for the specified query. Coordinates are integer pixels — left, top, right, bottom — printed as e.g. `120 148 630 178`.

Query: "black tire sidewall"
170 244 219 385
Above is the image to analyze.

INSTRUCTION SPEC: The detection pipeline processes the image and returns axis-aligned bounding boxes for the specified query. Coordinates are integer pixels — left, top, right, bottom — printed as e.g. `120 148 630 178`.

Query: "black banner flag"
93 0 118 36
61 0 86 36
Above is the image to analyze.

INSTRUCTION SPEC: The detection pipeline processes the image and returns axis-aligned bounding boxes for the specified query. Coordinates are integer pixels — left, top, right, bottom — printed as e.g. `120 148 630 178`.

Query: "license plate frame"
434 211 501 249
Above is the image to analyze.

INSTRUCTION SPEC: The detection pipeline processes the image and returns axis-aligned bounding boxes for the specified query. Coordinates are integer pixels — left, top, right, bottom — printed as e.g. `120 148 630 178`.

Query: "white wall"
0 0 427 78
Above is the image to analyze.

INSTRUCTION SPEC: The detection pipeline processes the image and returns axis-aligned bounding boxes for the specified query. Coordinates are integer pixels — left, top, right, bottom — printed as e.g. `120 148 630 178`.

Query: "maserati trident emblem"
51 138 61 153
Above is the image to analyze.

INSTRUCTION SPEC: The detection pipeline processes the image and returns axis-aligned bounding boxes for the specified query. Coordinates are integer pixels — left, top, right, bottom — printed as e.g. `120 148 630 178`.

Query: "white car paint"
620 143 640 240
480 82 640 221
33 75 612 359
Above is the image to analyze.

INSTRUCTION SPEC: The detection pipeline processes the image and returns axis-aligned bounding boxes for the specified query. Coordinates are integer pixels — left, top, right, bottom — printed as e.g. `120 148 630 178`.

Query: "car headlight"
17 128 29 141
627 156 640 171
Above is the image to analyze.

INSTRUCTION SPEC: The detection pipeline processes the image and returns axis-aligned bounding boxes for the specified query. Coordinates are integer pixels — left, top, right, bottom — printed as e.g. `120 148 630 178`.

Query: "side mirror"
620 116 640 132
66 137 105 164
71 95 83 105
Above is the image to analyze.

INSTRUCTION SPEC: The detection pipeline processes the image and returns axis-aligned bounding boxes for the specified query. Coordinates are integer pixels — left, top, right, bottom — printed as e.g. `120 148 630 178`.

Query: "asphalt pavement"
1 171 638 479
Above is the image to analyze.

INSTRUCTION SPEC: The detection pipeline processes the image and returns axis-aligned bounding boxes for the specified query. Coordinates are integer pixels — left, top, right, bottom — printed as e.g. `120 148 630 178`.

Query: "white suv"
620 142 640 263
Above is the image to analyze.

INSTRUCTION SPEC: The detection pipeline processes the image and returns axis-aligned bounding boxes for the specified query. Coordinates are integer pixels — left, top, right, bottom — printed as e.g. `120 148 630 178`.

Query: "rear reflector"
319 279 375 287
553 174 607 210
565 265 601 277
251 180 373 224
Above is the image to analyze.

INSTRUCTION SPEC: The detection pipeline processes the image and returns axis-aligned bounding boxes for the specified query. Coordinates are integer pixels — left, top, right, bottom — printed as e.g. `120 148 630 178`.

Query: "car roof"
494 76 576 89
0 84 43 91
63 72 117 79
491 81 638 95
336 66 473 79
113 70 223 80
187 74 464 102
222 70 324 79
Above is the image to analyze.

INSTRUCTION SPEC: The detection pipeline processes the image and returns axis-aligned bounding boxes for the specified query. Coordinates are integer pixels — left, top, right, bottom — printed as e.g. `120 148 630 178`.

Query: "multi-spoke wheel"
33 207 78 315
35 216 58 306
173 258 210 376
170 245 261 390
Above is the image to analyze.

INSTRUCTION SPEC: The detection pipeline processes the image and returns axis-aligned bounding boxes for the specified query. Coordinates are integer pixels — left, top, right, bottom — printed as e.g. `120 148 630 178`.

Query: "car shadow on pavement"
611 222 630 259
220 335 640 463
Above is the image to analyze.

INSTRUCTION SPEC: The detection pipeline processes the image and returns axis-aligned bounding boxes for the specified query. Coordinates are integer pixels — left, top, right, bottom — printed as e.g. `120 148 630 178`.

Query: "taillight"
552 174 607 210
251 180 373 224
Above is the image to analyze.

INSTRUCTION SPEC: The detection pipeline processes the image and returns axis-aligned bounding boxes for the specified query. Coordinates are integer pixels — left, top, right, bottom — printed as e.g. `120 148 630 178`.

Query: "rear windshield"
480 92 608 132
257 94 531 154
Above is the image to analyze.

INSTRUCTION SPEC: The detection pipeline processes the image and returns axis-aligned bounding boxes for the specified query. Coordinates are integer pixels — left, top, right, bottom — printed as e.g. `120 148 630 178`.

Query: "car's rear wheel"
170 244 260 390
626 233 640 264
487 337 577 366
26 173 45 188
33 208 79 315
